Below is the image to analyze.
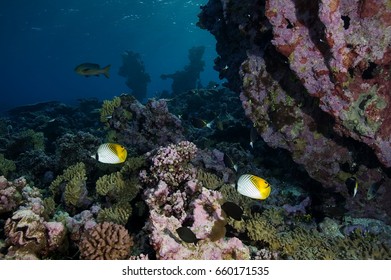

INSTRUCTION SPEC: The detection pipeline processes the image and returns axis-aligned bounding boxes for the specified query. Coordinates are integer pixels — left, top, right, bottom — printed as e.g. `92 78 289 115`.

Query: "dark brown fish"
221 201 243 221
176 227 199 244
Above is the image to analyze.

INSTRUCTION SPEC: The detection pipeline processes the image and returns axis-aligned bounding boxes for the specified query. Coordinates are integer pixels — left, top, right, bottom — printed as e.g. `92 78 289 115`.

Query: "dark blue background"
0 0 218 113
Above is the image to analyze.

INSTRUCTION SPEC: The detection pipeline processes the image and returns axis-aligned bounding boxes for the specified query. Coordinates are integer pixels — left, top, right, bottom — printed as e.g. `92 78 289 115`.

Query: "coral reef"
53 132 100 171
140 141 197 187
161 46 206 95
49 162 89 210
0 154 16 177
198 0 391 223
230 208 390 259
0 176 25 214
1 176 67 259
79 222 133 260
100 96 122 123
105 94 184 153
119 51 151 101
141 141 250 260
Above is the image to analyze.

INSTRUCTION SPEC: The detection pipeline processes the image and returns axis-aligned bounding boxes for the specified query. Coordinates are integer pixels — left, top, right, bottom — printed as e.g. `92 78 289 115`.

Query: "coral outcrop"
141 141 250 259
161 46 206 95
104 94 184 153
198 0 391 222
119 51 151 102
79 222 133 260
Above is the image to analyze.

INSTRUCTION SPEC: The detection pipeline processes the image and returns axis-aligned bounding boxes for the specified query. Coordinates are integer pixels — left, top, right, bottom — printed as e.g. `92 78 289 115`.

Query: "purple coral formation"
265 0 391 167
108 94 184 153
140 140 197 186
141 141 250 259
0 176 25 214
198 0 391 222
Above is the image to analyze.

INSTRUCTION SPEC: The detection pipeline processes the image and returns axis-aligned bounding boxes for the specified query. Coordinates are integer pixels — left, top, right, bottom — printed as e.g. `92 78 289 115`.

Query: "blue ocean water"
0 0 218 113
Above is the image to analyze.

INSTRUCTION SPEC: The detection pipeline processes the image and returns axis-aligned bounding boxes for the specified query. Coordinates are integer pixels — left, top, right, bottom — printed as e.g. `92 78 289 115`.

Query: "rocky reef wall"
198 0 391 222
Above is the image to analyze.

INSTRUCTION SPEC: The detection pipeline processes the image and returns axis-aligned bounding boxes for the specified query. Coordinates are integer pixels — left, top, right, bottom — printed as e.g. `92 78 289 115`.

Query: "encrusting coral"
79 221 133 260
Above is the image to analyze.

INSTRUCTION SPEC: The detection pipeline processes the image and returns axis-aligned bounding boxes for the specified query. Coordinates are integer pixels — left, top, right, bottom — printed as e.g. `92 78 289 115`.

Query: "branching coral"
0 154 16 177
196 169 223 190
140 141 198 187
100 96 122 123
97 202 132 225
49 162 88 208
79 221 133 260
231 209 390 259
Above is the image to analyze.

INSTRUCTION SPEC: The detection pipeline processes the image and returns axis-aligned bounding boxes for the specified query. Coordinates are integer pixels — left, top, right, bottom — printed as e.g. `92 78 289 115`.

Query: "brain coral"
79 221 133 260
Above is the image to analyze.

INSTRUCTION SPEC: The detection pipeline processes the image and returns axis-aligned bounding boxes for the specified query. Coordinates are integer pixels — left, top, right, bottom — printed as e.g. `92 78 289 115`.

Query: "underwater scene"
1 0 391 260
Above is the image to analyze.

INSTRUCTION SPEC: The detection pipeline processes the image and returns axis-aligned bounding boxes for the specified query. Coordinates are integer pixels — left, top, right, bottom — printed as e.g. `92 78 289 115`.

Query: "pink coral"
65 209 97 242
0 176 26 214
141 140 197 186
44 221 67 252
142 141 249 259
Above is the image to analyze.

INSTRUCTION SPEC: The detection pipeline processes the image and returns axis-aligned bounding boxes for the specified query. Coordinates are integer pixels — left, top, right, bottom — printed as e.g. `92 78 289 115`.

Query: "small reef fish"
345 176 358 198
209 219 227 242
75 63 111 78
176 227 199 244
191 117 213 129
91 143 127 164
250 126 258 148
367 179 384 200
237 174 271 200
221 201 243 221
223 153 238 172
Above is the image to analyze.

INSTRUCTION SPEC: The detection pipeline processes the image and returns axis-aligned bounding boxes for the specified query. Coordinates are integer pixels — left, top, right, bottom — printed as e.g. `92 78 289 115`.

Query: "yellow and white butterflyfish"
237 174 271 200
91 143 127 164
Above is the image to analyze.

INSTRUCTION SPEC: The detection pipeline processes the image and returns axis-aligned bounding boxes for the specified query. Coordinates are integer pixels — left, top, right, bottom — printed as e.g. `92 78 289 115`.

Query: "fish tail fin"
103 64 111 78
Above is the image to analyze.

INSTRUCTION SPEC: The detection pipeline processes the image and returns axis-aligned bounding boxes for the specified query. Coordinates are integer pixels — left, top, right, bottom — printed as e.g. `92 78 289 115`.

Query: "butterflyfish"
345 177 358 198
237 174 271 200
91 143 127 164
250 126 258 148
223 153 238 172
191 117 213 129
